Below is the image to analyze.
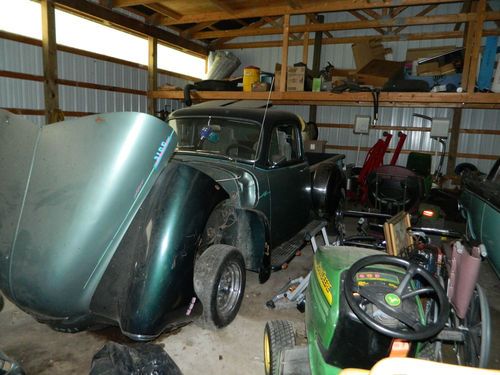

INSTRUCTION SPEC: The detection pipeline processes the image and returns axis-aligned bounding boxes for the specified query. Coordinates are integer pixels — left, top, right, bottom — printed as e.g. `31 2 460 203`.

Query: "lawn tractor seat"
367 165 423 215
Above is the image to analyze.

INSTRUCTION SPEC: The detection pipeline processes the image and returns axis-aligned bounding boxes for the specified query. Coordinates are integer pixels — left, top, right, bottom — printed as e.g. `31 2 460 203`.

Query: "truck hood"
0 110 177 316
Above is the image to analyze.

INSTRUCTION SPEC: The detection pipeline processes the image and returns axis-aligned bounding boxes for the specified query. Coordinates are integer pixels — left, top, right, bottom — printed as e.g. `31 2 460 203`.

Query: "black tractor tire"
194 244 245 330
0 294 4 312
264 320 296 375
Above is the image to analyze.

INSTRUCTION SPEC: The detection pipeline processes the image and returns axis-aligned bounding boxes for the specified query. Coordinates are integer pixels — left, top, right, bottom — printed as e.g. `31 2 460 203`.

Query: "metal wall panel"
224 5 499 173
1 37 189 124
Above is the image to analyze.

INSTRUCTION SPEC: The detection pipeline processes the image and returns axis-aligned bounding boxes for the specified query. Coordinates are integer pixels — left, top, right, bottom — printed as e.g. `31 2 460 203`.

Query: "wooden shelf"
150 90 500 109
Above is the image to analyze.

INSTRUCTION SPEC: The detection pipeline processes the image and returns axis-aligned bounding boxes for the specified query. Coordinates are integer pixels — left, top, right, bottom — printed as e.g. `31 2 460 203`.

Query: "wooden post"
466 0 485 93
461 0 485 92
446 108 462 176
302 16 310 64
147 36 158 115
280 14 290 92
309 15 323 124
41 0 59 124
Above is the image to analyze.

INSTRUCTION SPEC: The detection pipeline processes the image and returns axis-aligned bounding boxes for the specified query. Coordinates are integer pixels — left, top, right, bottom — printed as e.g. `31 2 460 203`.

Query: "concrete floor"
1 224 499 374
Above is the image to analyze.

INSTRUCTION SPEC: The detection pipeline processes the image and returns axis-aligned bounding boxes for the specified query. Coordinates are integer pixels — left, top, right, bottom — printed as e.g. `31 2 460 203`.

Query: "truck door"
266 123 311 247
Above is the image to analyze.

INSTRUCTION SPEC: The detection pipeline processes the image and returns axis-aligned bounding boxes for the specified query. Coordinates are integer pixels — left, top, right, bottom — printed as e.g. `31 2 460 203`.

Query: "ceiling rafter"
218 29 500 50
348 10 386 34
54 0 208 56
181 21 217 38
306 14 333 39
391 4 438 34
159 0 461 26
263 17 302 40
391 6 408 18
144 3 182 20
112 0 156 7
210 16 280 49
362 8 381 19
193 12 489 40
208 0 235 14
455 0 473 30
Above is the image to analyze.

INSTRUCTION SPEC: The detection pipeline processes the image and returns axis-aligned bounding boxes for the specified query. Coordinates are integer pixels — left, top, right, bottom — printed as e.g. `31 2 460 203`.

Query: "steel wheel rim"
216 261 242 316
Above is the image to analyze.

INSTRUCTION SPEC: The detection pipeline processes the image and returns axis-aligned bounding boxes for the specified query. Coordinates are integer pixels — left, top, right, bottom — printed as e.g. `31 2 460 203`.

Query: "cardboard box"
352 41 390 70
287 66 305 91
355 59 404 87
304 140 327 153
406 46 457 62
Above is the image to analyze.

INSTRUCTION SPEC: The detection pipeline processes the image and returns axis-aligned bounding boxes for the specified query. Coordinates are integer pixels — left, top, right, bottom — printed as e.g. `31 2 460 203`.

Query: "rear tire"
194 244 245 329
452 284 491 368
264 320 296 375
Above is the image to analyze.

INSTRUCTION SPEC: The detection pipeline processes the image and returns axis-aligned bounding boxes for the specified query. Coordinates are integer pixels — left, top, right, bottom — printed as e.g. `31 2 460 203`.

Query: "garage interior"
1 0 500 374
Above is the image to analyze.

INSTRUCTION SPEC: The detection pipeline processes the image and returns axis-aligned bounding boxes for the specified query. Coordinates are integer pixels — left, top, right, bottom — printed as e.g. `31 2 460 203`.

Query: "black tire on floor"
194 244 245 330
263 320 296 375
453 284 491 368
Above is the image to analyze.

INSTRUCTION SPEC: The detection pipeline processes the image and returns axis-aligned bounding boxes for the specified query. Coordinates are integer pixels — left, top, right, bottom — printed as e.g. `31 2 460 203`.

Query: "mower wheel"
194 244 245 330
264 320 296 375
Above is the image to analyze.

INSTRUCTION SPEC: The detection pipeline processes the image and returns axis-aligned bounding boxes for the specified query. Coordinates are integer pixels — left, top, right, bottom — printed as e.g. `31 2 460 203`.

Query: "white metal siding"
0 37 188 125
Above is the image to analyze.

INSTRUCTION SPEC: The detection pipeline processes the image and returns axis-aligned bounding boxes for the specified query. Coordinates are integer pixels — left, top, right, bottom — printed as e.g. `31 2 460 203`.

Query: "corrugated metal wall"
223 5 500 173
1 3 499 174
0 37 188 125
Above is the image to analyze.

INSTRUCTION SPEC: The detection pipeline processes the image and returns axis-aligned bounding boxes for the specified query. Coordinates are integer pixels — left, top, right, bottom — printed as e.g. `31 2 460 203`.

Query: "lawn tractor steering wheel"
344 255 449 341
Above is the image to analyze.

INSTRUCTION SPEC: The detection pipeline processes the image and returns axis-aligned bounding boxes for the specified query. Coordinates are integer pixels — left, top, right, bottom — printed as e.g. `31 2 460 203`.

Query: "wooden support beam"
349 10 385 34
147 36 157 116
181 21 216 38
302 16 310 64
162 0 460 25
309 15 323 124
41 0 59 124
446 108 462 175
462 0 487 92
54 0 208 56
306 14 333 38
362 8 381 19
280 14 290 93
392 4 437 34
112 0 156 6
209 0 235 13
466 0 486 93
264 17 301 40
148 91 500 109
220 29 500 49
144 4 182 20
391 6 408 17
454 0 472 31
210 16 280 48
192 13 477 39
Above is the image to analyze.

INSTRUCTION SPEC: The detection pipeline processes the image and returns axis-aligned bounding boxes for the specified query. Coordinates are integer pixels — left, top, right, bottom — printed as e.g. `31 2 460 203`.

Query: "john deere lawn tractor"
264 244 491 375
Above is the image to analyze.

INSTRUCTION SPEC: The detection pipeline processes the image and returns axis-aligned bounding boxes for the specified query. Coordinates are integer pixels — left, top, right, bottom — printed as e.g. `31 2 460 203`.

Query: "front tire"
264 320 296 375
194 244 245 329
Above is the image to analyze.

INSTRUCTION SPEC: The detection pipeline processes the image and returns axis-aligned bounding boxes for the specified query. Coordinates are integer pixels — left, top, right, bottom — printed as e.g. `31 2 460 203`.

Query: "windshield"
169 116 261 161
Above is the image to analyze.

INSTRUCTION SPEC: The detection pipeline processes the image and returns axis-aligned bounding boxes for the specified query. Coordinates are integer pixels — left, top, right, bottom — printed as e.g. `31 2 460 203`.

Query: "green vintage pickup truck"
0 105 345 340
460 159 500 278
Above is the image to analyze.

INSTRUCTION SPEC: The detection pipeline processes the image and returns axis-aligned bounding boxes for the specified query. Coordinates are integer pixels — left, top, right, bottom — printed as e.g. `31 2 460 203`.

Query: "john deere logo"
385 293 401 307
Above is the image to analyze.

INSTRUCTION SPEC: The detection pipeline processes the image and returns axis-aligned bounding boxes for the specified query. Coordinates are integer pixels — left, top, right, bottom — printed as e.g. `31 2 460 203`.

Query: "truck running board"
270 220 327 270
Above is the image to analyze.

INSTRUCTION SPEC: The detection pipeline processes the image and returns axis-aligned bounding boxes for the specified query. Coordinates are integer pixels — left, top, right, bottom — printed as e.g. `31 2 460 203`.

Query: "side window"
268 124 301 165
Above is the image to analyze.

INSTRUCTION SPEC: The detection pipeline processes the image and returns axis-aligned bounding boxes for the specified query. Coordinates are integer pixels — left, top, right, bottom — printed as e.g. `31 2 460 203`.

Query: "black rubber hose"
183 83 196 107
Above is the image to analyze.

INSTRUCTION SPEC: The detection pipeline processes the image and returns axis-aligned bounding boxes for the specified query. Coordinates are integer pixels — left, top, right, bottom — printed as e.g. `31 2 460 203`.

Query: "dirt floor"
1 221 499 374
